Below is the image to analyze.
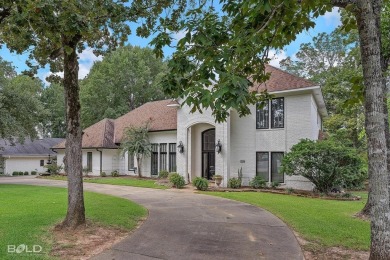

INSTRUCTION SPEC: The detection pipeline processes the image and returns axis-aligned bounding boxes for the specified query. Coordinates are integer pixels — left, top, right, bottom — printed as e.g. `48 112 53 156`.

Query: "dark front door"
202 129 215 180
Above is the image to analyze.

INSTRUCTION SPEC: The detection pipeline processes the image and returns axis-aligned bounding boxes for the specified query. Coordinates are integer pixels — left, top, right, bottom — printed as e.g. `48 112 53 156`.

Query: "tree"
0 57 45 142
120 126 151 178
281 139 365 193
80 45 167 128
148 0 389 258
0 1 143 229
40 83 66 138
280 29 366 152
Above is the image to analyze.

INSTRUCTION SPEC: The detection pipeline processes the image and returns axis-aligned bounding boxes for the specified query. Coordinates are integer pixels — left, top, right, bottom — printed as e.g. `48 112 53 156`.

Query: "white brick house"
53 65 327 190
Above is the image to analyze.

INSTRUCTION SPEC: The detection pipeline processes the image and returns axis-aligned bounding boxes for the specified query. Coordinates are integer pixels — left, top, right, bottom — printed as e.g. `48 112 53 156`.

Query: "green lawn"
204 191 370 250
41 175 167 189
0 185 147 260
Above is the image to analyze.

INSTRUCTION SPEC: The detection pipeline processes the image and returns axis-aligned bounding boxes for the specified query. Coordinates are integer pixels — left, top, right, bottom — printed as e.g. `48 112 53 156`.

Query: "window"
128 153 135 170
151 144 159 175
256 98 284 129
256 152 269 182
271 152 284 183
256 102 269 129
160 143 167 171
169 143 177 172
256 152 284 183
40 160 44 167
87 152 92 172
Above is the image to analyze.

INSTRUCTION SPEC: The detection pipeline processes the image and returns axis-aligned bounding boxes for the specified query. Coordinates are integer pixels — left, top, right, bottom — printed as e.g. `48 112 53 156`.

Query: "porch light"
177 141 184 153
215 140 222 154
47 154 52 165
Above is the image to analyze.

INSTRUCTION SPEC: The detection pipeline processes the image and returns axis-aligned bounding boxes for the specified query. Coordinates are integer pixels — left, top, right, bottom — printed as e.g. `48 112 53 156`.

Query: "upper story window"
256 97 284 129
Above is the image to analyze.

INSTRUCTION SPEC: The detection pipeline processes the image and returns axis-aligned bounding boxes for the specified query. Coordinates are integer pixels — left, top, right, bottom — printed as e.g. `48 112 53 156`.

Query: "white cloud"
323 8 341 27
267 49 287 68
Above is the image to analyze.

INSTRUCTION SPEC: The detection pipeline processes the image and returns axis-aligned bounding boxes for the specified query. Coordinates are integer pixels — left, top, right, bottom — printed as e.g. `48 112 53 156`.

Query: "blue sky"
0 8 341 83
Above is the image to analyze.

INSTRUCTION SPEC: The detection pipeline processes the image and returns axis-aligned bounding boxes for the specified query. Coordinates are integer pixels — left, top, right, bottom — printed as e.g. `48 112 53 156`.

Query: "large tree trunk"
355 0 390 258
137 156 142 177
60 38 86 229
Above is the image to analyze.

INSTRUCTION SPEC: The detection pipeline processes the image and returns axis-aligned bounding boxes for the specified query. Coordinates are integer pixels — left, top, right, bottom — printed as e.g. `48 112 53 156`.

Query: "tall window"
256 98 284 129
128 153 135 170
256 152 269 182
160 143 167 171
151 144 159 175
256 152 284 183
169 143 177 172
40 160 44 167
271 152 284 183
87 152 92 172
256 102 269 129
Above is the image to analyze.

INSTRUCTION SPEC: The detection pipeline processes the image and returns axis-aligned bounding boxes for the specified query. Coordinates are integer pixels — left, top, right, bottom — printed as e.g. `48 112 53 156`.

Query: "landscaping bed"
205 186 362 201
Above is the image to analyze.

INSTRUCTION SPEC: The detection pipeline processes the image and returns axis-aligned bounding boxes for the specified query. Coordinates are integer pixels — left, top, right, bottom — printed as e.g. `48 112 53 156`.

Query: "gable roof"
53 99 177 149
250 65 317 93
114 99 177 143
0 138 64 156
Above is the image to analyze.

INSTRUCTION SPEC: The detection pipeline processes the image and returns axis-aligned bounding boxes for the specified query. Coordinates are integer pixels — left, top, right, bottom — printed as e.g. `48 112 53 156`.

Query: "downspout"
96 149 102 174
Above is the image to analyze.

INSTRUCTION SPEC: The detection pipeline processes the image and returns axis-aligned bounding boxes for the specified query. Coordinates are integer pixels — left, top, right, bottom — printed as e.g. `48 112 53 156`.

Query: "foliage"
111 170 119 177
80 46 168 128
271 181 280 189
31 171 37 176
0 185 147 259
0 58 46 141
227 178 242 189
249 176 267 189
100 172 107 177
169 173 185 189
23 171 28 175
44 164 64 175
158 170 169 179
39 83 66 138
193 177 209 191
12 171 18 176
207 191 369 250
121 126 151 178
281 139 364 193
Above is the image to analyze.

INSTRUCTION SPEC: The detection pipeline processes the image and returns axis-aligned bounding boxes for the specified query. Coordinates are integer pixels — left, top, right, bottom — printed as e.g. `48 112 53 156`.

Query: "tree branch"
330 0 356 8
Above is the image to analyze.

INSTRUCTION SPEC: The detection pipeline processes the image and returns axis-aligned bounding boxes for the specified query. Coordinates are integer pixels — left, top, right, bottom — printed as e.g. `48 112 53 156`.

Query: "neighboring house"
53 65 327 190
0 138 64 175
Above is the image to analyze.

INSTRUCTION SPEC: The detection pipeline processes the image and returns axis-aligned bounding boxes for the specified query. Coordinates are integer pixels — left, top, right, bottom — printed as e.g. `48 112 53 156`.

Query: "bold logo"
7 244 42 254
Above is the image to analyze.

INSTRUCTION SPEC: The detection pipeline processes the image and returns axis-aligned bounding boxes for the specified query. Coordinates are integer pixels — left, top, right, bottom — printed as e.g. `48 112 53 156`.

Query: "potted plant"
213 174 223 187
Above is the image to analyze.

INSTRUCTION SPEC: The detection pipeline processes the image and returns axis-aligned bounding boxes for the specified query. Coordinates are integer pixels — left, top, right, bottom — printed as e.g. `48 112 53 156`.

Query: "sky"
0 8 341 84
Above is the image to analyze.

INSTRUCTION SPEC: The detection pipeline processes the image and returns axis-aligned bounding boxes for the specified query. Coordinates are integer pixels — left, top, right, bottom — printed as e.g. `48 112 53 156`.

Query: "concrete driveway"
0 176 303 260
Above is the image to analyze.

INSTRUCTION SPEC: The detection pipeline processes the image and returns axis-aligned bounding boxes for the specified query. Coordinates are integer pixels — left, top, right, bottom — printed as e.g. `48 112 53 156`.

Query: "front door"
202 129 215 180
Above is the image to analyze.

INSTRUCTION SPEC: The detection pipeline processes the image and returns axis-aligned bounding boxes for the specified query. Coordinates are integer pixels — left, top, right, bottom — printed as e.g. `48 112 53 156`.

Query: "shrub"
158 170 169 179
286 187 294 194
100 171 107 177
18 171 24 175
169 173 185 189
31 171 37 175
227 177 241 189
44 164 64 175
193 177 209 191
12 171 18 176
111 170 119 177
281 139 364 194
271 181 280 189
23 171 29 175
249 176 266 189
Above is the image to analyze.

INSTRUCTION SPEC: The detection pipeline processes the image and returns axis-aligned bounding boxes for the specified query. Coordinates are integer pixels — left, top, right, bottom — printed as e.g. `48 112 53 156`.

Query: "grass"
204 191 370 251
0 184 147 260
41 175 167 189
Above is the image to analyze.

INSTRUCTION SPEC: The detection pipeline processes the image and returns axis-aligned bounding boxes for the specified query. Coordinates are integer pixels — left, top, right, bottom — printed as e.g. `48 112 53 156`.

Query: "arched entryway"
202 128 215 180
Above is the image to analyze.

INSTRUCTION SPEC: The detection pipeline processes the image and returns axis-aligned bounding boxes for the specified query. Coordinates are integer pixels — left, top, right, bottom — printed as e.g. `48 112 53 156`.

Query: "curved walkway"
0 176 303 260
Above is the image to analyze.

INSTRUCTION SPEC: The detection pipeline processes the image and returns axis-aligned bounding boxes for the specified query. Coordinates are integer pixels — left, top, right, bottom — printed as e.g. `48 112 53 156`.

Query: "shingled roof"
250 65 316 93
0 138 64 156
53 99 177 149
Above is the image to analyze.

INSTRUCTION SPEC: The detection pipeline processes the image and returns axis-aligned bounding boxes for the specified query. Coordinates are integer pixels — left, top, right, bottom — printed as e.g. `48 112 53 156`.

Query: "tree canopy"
80 45 167 128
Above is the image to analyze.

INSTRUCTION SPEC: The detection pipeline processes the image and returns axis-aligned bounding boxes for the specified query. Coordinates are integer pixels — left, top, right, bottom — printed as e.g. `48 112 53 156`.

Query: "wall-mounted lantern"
177 141 184 153
215 139 222 154
47 154 52 165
